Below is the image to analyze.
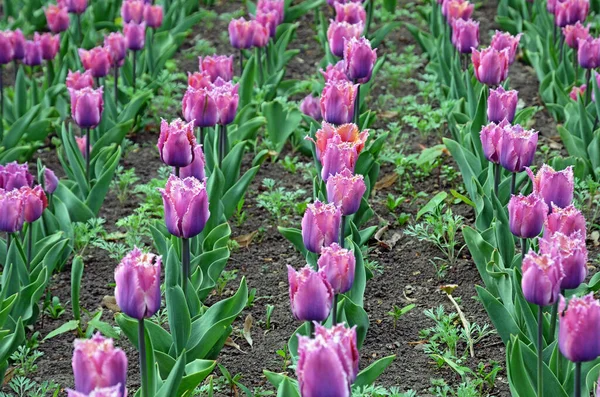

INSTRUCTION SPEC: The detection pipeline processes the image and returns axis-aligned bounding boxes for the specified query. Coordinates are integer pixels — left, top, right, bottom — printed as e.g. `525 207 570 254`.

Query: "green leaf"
44 320 80 340
167 285 191 357
71 256 84 322
262 100 302 154
416 191 447 220
353 355 395 387
277 377 301 397
156 350 186 397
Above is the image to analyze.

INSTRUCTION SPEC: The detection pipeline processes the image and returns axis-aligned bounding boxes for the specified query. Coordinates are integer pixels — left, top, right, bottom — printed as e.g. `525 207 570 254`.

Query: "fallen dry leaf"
225 337 247 354
234 231 258 248
440 284 459 295
243 314 253 348
379 110 399 119
374 173 398 191
102 295 120 312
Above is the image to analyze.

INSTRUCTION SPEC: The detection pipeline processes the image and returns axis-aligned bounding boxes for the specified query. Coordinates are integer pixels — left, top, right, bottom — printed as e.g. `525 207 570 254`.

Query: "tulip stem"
573 51 578 83
559 34 565 64
13 60 18 81
26 224 32 272
537 305 543 397
132 51 137 92
575 361 581 397
549 289 563 343
138 318 149 397
182 237 190 295
365 0 373 37
175 167 180 177
85 128 90 185
114 65 119 106
218 124 227 166
76 14 82 45
307 321 315 338
0 63 3 138
353 83 361 126
520 238 528 256
256 47 263 86
239 49 244 76
510 172 516 196
332 294 338 325
585 69 591 105
6 232 11 258
340 216 346 248
493 163 500 197
198 127 204 146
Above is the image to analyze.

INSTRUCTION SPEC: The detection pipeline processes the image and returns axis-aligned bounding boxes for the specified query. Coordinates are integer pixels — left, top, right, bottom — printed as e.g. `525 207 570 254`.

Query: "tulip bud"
43 167 59 194
558 293 600 362
158 175 210 239
180 144 206 181
451 18 479 54
255 10 279 38
302 200 341 253
257 0 284 24
320 80 358 125
545 204 587 239
527 165 574 210
104 33 127 67
76 136 90 158
522 251 564 306
66 69 94 90
251 20 270 48
143 4 163 29
327 20 363 58
20 186 48 223
326 168 366 215
563 22 590 49
124 21 146 51
199 55 234 83
442 0 474 21
499 124 538 173
228 18 254 50
210 79 239 125
24 40 43 66
343 37 377 83
334 2 366 24
35 32 60 61
508 193 548 238
287 265 334 321
187 71 212 89
300 95 322 121
79 47 112 78
311 122 369 162
321 60 348 83
569 84 586 101
69 87 104 129
321 135 359 181
9 29 25 61
157 118 196 167
490 30 522 64
67 385 121 397
64 0 87 14
318 243 356 294
45 5 70 33
115 247 162 320
548 0 557 12
121 0 145 23
540 231 587 290
0 189 25 233
479 121 506 164
0 162 34 190
314 323 359 381
555 0 589 27
487 86 518 123
72 333 128 396
577 36 600 69
472 47 510 86
182 87 218 128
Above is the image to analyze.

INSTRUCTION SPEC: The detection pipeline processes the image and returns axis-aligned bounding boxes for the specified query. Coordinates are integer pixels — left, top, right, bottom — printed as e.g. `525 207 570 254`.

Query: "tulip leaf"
43 320 80 340
476 286 524 344
71 256 84 322
167 285 191 357
341 297 368 349
222 165 260 220
516 338 569 397
353 355 395 388
416 191 447 220
3 104 41 149
86 146 122 214
238 56 256 110
506 337 536 397
277 377 301 397
155 350 186 397
262 100 302 154
277 227 308 258
177 360 216 395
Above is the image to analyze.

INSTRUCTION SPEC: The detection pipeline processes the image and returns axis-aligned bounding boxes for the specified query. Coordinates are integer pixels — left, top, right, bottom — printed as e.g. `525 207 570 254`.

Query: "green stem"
26 224 32 272
256 47 263 86
521 238 528 256
85 129 90 185
510 172 516 196
182 237 190 295
494 163 500 197
340 216 346 248
575 361 581 397
353 83 361 126
307 320 315 338
365 0 373 37
537 305 543 397
332 294 337 325
218 124 227 166
175 167 180 177
132 51 137 92
114 65 119 106
138 318 149 397
585 68 592 105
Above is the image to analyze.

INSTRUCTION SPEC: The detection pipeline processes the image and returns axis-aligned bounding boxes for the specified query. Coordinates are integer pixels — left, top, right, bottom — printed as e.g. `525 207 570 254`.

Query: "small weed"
388 303 416 329
110 166 140 204
44 296 66 319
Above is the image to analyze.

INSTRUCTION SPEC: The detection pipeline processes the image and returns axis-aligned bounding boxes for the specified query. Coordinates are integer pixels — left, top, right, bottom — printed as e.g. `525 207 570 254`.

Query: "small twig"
445 292 474 358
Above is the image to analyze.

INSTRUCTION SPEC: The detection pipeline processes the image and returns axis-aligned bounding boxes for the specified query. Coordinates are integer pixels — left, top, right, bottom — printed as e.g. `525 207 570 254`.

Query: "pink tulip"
257 0 284 24
124 21 146 51
334 2 366 24
121 0 145 23
199 55 234 83
545 204 587 239
300 95 322 121
67 385 122 397
228 18 255 50
210 78 239 125
577 36 600 69
287 265 334 321
343 37 377 83
20 185 48 223
43 167 59 194
35 33 60 61
104 33 127 67
314 323 359 381
487 86 518 123
79 47 112 78
472 46 510 86
442 0 474 21
69 87 104 129
45 5 70 33
540 231 588 290
311 122 369 162
508 193 548 238
66 70 94 90
558 293 600 362
251 20 270 48
182 87 218 128
180 144 206 181
569 84 586 101
9 29 25 61
64 0 87 14
563 22 590 49
499 124 538 173
76 136 90 158
554 0 589 27
302 200 341 253
327 20 363 58
0 162 34 190
326 168 366 215
0 189 25 233
255 10 279 38
143 4 163 29
321 61 348 83
157 118 196 167
451 18 479 54
521 250 564 306
320 80 358 125
321 135 359 181
187 71 212 89
23 40 42 66
548 0 558 13
490 30 522 64
318 243 356 294
527 165 574 210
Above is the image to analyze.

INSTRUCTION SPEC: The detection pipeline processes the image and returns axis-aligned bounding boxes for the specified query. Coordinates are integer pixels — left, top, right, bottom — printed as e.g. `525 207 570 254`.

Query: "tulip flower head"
257 0 284 24
300 94 322 121
326 168 366 215
228 17 255 49
255 10 279 38
527 165 574 210
72 333 127 396
43 167 59 194
64 0 87 14
558 293 600 362
311 122 369 162
442 0 474 21
199 55 234 83
66 70 94 90
35 33 60 61
508 193 548 238
9 29 25 61
187 71 212 89
554 0 589 27
314 323 359 381
545 204 587 239
334 2 366 24
563 22 590 49
548 0 558 13
490 30 522 64
320 80 358 125
499 124 538 173
321 135 360 181
69 87 104 129
451 18 479 54
45 5 70 33
0 189 25 233
343 37 377 83
124 21 146 51
0 32 13 65
287 265 334 321
121 0 145 23
76 136 90 158
327 20 364 58
115 247 162 320
321 60 349 83
522 251 564 306
79 47 112 78
318 243 356 294
182 87 218 128
251 20 270 48
104 33 127 67
158 175 210 239
577 36 600 69
487 86 518 123
0 162 34 190
24 40 43 66
67 385 122 397
569 84 586 101
143 4 164 29
210 79 239 125
472 46 510 86
540 231 588 290
180 144 206 181
20 185 48 223
302 200 341 253
157 118 196 168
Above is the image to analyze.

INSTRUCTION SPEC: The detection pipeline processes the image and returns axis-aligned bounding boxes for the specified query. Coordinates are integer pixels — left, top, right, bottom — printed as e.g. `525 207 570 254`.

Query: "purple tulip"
45 5 70 33
9 29 25 61
569 84 586 101
124 21 146 51
115 247 161 320
23 40 43 66
487 86 518 123
36 33 60 61
287 265 334 321
76 136 90 158
199 55 234 83
0 162 34 190
577 36 600 69
143 4 163 29
67 385 121 397
157 118 196 168
472 47 510 86
211 78 239 125
20 186 48 223
527 165 574 210
228 18 255 49
64 0 87 14
182 87 218 128
180 144 206 181
72 333 127 396
302 200 341 253
508 193 548 238
69 87 104 129
187 71 212 90
522 251 564 306
442 0 474 21
314 323 359 381
343 37 377 83
548 0 558 12
499 124 538 173
555 0 589 27
257 0 284 24
545 204 587 239
300 95 322 121
0 189 25 233
451 18 479 54
121 0 145 23
251 20 270 48
158 175 210 239
563 22 590 49
480 121 506 164
317 243 356 294
327 20 363 58
334 2 366 24
104 33 127 67
326 168 366 215
320 80 358 125
311 122 368 162
79 47 112 78
540 231 587 290
328 0 363 5
321 135 360 181
321 60 348 83
558 293 600 362
66 70 94 91
255 10 279 38
490 30 522 64
44 167 59 194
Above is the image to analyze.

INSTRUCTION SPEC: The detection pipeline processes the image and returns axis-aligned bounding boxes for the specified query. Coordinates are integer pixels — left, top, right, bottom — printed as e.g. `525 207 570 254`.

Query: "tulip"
182 87 218 130
321 135 359 181
563 22 590 49
45 5 70 33
320 80 358 125
157 118 196 168
527 165 574 210
577 36 600 69
72 333 127 396
321 60 348 83
104 33 127 67
522 250 564 306
228 18 255 50
558 293 600 362
0 189 25 233
545 204 587 239
480 121 506 165
143 4 163 29
24 40 43 67
158 175 210 239
327 21 364 58
257 0 284 23
199 55 234 83
180 144 206 181
187 71 212 89
35 33 60 61
67 385 121 397
211 78 239 125
69 87 104 129
64 0 87 14
451 18 479 54
343 37 377 83
314 323 359 381
255 10 279 38
499 124 538 173
66 70 94 90
300 95 322 121
115 247 161 320
540 231 587 290
555 0 589 27
487 86 518 123
124 21 146 51
76 136 90 158
20 185 48 223
442 0 474 21
548 0 558 13
311 122 369 162
569 84 586 100
508 193 548 239
326 168 366 215
471 47 510 86
334 2 366 24
327 0 363 5
0 162 34 190
9 29 25 61
79 47 112 78
121 0 145 23
251 21 270 48
302 200 341 253
490 30 522 64
44 167 59 194
317 243 356 294
287 265 334 321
